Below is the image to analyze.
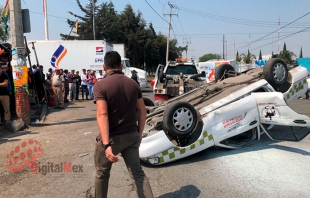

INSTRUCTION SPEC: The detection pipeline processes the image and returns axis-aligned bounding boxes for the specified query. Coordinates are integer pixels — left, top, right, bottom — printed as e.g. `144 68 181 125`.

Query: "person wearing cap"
68 69 78 102
0 65 10 124
51 68 65 109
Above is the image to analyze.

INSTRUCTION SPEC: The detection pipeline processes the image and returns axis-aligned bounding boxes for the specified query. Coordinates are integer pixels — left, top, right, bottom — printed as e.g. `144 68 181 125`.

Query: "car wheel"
263 58 288 87
143 97 155 106
163 101 198 137
215 64 235 82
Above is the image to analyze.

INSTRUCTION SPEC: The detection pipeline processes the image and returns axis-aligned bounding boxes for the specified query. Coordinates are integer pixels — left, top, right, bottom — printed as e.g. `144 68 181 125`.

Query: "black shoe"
54 107 60 109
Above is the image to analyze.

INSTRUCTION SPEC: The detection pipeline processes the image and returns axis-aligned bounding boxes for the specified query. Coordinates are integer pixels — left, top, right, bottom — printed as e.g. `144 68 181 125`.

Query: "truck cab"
121 58 147 88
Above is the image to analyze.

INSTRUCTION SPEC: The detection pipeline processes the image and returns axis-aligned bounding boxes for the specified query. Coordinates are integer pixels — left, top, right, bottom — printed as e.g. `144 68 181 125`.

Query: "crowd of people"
0 62 141 123
28 65 107 109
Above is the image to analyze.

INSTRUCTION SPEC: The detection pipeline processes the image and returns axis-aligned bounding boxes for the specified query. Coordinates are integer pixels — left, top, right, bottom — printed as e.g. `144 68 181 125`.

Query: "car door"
203 95 260 149
252 92 310 141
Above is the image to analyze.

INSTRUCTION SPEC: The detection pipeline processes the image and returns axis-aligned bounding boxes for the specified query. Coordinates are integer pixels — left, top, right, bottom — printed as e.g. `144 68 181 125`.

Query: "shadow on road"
43 117 96 126
158 185 201 198
0 131 39 144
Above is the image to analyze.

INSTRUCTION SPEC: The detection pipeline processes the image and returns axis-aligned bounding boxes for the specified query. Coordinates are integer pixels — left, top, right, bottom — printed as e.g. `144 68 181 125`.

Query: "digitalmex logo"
96 46 104 55
50 45 67 68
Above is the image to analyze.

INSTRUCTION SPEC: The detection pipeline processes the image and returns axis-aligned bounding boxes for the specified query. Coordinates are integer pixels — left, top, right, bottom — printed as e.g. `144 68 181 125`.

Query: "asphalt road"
0 87 309 198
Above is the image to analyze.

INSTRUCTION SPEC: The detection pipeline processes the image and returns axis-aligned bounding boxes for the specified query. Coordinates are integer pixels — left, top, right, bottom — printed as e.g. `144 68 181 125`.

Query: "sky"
10 0 310 60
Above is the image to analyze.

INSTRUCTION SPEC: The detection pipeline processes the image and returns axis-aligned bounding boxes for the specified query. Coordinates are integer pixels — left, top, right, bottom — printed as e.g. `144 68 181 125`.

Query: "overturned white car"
140 58 310 165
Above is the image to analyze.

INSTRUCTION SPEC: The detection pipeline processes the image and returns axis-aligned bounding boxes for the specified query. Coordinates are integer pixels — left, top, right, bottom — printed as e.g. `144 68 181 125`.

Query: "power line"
145 0 168 24
29 11 69 21
173 4 310 28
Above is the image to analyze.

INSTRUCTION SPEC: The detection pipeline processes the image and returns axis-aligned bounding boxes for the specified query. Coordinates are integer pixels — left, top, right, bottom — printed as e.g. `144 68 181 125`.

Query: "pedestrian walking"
63 69 69 103
52 68 65 109
81 69 89 100
0 65 10 124
94 51 154 198
68 69 78 102
28 68 36 105
45 74 52 106
86 70 96 100
34 65 46 103
75 71 81 100
131 70 140 85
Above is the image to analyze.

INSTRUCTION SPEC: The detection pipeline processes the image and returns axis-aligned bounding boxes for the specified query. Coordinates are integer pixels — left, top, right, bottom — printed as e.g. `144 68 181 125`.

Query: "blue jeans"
81 85 88 99
88 84 94 99
306 91 309 99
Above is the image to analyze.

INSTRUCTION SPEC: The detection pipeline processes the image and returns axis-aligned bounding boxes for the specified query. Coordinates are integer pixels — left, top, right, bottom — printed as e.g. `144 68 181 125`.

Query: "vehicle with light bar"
153 58 207 103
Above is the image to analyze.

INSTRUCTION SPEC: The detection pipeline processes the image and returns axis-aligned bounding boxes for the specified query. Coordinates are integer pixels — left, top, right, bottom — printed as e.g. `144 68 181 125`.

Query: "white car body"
140 65 310 165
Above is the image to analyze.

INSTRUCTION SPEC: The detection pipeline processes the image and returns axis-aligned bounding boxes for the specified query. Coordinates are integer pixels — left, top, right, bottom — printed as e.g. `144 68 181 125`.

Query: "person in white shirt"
80 69 89 100
96 70 105 81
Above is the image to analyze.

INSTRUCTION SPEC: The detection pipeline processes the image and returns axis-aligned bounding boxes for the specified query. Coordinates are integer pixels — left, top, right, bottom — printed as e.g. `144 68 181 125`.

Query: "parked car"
140 58 310 165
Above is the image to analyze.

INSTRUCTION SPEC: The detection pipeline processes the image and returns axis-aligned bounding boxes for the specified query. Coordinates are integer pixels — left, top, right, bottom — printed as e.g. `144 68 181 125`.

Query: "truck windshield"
166 65 198 75
122 60 131 67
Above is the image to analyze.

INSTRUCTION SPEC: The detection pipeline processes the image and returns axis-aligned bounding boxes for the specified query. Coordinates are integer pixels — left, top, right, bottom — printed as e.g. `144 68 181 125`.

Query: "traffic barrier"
49 88 56 106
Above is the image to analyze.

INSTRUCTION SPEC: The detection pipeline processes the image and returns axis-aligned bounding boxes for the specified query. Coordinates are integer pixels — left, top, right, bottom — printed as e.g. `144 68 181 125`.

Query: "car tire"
263 58 288 87
163 101 198 137
143 97 155 106
215 64 235 82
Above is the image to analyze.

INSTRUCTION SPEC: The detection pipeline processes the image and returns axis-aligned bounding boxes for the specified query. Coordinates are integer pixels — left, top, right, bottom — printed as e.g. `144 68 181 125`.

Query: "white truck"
27 40 148 88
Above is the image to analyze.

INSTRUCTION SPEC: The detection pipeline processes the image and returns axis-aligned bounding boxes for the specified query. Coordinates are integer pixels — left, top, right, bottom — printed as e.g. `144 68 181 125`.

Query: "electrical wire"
145 0 168 24
173 4 310 28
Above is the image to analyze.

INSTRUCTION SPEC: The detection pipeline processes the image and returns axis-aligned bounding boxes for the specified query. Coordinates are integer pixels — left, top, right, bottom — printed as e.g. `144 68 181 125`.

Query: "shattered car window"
166 65 198 75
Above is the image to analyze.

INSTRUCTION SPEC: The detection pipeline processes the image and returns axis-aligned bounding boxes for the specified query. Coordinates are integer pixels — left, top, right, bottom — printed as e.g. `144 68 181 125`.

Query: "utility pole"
164 2 177 64
233 37 235 60
222 35 225 59
10 0 31 123
43 0 49 40
226 41 228 60
183 37 191 59
92 0 96 40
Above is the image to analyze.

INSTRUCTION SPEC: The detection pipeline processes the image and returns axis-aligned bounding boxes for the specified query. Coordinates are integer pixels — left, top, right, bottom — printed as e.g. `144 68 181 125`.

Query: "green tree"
240 49 256 64
299 47 303 58
258 49 262 60
0 8 10 42
283 42 287 52
198 53 221 62
278 50 296 64
235 51 242 62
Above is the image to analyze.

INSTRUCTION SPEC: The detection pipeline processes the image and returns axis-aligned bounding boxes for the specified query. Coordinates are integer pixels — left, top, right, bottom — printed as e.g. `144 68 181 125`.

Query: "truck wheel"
215 64 235 82
143 97 154 106
263 58 288 87
163 101 198 137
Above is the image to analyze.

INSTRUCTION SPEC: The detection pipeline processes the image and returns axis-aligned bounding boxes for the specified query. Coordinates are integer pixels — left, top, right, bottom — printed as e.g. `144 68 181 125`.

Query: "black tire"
263 58 288 87
215 64 235 82
159 67 164 83
143 97 154 106
163 101 198 137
